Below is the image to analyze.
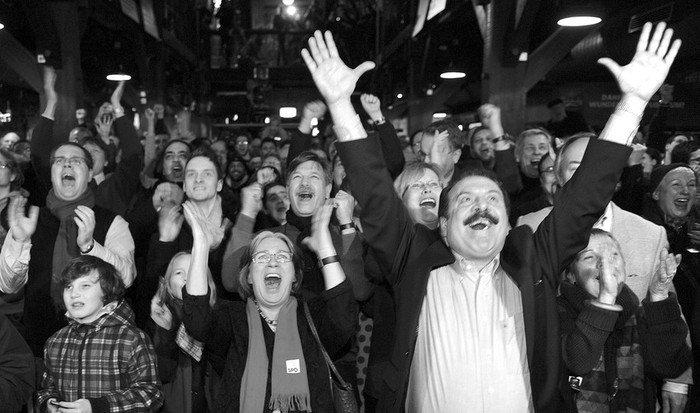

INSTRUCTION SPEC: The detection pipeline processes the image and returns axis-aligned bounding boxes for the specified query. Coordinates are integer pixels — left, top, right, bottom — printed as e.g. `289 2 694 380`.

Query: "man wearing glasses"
0 75 135 356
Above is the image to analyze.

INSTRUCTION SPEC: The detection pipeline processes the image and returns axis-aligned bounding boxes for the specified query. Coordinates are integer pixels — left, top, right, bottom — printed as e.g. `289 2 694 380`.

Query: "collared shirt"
406 255 533 413
593 202 614 232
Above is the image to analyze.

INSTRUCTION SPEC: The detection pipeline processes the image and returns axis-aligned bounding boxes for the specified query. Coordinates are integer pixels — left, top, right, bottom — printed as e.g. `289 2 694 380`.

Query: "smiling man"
302 23 680 412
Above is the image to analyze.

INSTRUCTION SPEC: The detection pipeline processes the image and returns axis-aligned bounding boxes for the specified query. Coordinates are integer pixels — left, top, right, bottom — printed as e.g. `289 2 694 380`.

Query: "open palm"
302 31 375 105
599 22 681 102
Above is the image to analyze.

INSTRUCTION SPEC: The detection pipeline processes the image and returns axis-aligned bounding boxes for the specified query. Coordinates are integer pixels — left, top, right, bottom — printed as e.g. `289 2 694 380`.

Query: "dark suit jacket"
336 136 631 412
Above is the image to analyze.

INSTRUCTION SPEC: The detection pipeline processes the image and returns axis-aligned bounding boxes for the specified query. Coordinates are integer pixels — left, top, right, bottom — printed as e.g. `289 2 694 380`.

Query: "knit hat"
649 163 693 193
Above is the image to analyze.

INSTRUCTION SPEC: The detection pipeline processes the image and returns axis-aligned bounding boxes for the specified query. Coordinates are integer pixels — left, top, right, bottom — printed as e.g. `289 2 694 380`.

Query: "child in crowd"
558 229 691 412
36 256 163 413
150 251 217 413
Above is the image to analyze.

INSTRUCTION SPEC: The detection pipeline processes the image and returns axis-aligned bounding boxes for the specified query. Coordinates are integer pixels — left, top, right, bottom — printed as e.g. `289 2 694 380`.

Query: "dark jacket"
182 280 358 413
0 314 34 413
557 283 691 412
336 136 631 412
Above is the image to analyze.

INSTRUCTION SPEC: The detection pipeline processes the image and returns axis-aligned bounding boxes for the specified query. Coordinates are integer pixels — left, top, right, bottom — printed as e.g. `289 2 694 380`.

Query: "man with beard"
123 139 191 326
302 23 680 412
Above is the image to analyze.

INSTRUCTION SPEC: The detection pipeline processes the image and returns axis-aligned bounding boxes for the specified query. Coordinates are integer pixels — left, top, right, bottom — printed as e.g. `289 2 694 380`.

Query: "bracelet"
339 222 355 231
320 255 341 267
80 240 95 254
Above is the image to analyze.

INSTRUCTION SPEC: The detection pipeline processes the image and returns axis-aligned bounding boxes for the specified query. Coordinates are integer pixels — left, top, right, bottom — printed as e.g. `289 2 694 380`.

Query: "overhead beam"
523 26 597 91
0 31 43 92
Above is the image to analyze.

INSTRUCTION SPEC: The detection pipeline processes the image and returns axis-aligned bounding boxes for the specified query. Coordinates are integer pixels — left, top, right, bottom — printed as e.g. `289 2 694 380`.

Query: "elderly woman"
641 163 700 411
182 198 357 412
558 229 691 412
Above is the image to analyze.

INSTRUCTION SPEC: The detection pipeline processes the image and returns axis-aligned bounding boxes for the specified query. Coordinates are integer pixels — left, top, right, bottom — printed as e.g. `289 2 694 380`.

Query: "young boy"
36 256 163 412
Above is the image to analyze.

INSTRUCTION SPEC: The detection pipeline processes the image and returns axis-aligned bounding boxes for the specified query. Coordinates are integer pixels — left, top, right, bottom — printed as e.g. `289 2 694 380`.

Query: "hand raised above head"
360 94 382 117
110 80 126 107
598 22 681 103
301 31 375 106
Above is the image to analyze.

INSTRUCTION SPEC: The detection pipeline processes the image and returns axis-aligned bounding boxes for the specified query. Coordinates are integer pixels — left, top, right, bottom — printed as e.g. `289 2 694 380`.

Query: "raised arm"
361 94 405 179
531 22 682 283
302 31 413 281
596 22 681 146
287 100 326 166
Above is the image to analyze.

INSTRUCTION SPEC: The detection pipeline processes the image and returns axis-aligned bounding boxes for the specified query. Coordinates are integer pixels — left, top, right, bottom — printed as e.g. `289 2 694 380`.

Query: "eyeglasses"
407 181 441 192
51 157 86 167
251 251 293 264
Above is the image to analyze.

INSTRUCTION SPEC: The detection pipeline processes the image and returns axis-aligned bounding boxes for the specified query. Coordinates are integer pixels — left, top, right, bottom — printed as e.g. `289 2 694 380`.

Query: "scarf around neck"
241 297 310 413
47 188 95 306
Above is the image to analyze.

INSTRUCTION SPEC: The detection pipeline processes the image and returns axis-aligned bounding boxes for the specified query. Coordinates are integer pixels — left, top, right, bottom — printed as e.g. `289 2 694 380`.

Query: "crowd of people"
0 21 695 413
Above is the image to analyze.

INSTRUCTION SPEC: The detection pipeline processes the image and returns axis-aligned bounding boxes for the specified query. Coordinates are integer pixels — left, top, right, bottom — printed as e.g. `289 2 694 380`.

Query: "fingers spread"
647 21 666 54
636 22 652 53
324 30 340 58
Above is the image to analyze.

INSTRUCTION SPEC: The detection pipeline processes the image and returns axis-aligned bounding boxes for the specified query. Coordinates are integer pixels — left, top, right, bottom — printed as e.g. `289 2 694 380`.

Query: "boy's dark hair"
188 145 223 180
261 137 277 147
646 147 662 164
53 256 126 310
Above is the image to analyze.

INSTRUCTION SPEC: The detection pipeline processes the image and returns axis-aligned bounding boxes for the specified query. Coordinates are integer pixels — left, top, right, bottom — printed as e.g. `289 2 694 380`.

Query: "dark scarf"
285 210 313 246
46 189 95 305
560 282 643 412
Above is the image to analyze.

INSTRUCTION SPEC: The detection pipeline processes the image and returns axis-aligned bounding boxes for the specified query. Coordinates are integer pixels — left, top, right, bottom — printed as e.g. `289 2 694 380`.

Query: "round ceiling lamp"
440 71 466 79
557 5 602 27
106 73 131 81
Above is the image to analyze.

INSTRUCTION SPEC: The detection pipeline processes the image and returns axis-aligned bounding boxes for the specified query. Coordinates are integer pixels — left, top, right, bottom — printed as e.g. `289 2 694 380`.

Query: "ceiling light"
279 107 297 118
396 93 404 99
285 6 297 16
0 23 4 30
433 112 448 119
282 0 294 5
106 73 131 81
557 15 601 26
557 5 602 27
440 70 465 80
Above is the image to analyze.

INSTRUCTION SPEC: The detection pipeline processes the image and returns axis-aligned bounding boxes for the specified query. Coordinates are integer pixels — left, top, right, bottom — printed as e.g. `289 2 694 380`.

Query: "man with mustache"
302 22 680 412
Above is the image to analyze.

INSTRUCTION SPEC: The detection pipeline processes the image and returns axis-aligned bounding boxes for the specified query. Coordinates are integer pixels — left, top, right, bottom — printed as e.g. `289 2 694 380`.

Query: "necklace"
254 300 278 330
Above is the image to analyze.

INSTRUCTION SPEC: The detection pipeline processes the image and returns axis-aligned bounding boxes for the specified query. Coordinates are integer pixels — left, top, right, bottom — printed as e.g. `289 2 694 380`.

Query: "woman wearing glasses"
182 198 357 412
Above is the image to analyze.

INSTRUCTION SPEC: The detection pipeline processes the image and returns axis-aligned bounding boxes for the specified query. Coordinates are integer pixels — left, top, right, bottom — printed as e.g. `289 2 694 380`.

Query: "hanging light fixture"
557 4 602 27
440 62 466 79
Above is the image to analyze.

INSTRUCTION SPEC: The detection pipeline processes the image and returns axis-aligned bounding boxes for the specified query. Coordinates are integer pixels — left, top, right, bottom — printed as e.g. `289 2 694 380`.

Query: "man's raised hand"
598 22 681 104
301 31 375 106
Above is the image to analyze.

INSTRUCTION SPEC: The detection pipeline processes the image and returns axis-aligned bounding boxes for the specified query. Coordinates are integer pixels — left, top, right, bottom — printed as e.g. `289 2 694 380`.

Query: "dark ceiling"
0 0 698 125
